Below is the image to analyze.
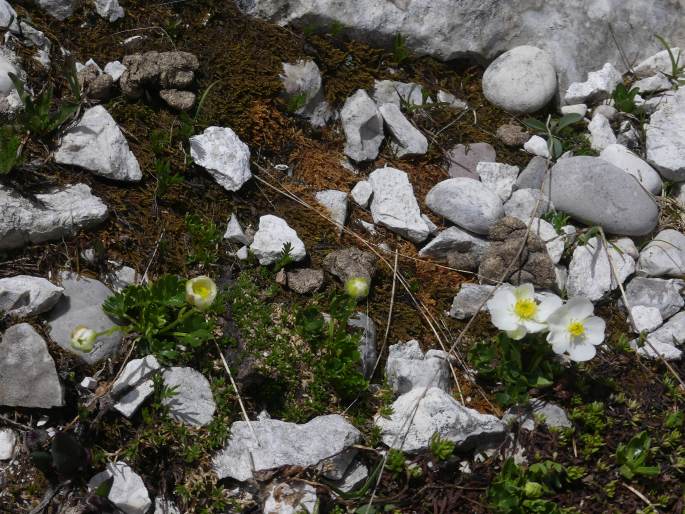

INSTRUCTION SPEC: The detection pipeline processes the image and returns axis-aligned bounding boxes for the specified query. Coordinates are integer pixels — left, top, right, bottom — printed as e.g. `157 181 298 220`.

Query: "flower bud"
524 481 543 498
345 277 370 299
186 276 217 311
70 325 96 353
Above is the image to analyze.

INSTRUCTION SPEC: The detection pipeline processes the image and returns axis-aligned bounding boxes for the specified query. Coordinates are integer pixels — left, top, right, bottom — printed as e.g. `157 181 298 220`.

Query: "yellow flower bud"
186 276 217 311
345 277 370 299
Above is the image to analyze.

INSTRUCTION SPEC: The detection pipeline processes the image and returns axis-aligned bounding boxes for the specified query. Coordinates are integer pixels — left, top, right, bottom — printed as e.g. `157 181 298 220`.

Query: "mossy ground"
1 1 685 513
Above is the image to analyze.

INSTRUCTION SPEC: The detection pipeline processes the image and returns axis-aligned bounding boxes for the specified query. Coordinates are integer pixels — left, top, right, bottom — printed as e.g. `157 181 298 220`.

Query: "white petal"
568 342 596 362
564 297 594 320
487 288 515 312
546 306 572 329
535 294 563 322
582 316 606 345
487 289 518 331
547 329 570 353
513 283 535 300
522 319 547 333
507 326 527 340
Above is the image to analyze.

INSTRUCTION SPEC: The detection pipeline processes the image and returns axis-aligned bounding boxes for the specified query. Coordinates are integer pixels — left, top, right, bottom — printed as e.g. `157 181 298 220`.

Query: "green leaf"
522 117 547 133
556 113 583 131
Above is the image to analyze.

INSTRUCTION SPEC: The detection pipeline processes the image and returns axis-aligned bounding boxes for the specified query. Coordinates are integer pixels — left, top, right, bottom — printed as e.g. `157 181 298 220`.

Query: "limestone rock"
281 59 332 127
624 277 684 320
162 367 216 427
446 143 495 179
224 214 251 245
646 88 685 181
523 135 550 159
637 229 685 277
263 482 318 514
89 462 151 514
350 180 373 208
159 89 196 111
190 126 252 192
476 162 519 201
386 340 452 395
111 356 161 418
497 123 530 147
0 429 16 460
449 283 495 320
36 0 78 20
341 89 384 162
599 144 663 195
373 80 425 107
95 0 124 21
515 156 549 191
588 113 616 152
379 102 428 158
0 275 63 318
418 226 489 269
315 189 348 235
503 188 553 221
564 63 622 104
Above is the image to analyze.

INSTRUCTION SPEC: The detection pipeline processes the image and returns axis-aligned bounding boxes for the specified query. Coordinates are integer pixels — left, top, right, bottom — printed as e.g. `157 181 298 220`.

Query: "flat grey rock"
425 178 504 235
503 400 571 431
446 143 495 179
378 102 428 158
449 284 495 320
543 156 658 236
564 63 622 104
624 277 684 320
0 323 63 409
55 105 141 181
350 180 373 208
286 268 324 294
111 356 161 418
46 272 123 365
482 46 557 113
418 226 489 264
646 88 685 181
637 229 685 277
162 367 216 427
373 80 425 107
89 462 151 514
0 275 63 318
386 340 452 395
515 156 549 191
341 89 384 162
375 387 505 452
213 414 361 481
0 183 108 251
315 189 348 235
504 188 553 221
263 482 318 514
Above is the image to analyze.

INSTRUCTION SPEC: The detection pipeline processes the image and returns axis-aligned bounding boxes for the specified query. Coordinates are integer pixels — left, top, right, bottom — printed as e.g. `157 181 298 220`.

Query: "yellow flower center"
568 321 585 337
193 282 211 298
514 298 538 320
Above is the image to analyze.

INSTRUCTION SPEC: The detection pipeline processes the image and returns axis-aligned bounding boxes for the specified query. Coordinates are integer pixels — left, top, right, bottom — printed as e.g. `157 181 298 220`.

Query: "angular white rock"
482 46 557 113
315 189 348 235
0 275 63 318
564 63 622 104
437 90 468 110
378 102 428 158
55 106 141 181
213 414 361 481
350 180 373 208
104 60 126 81
561 104 588 117
634 48 682 78
449 283 495 320
599 144 662 195
418 226 489 261
264 482 318 514
425 178 504 235
386 340 452 395
0 429 16 460
588 113 616 152
634 74 672 94
629 305 663 333
95 0 125 21
503 188 553 221
476 162 519 202
367 167 430 243
250 215 306 265
625 277 684 319
0 0 19 32
373 80 424 107
89 462 151 514
111 356 161 418
190 126 252 192
637 229 685 277
162 367 216 427
341 89 384 162
375 387 505 452
224 214 250 245
281 59 331 127
529 218 564 264
523 135 550 158
646 88 685 181
567 237 636 301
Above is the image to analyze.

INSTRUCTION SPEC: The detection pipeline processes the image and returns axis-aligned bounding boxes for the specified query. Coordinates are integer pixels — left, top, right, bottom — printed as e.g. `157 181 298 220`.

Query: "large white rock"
482 46 557 113
190 126 252 191
634 48 683 78
238 1 685 94
637 229 685 277
564 63 622 104
386 340 452 395
55 106 141 181
634 312 685 361
213 414 361 481
378 102 428 158
624 277 684 320
89 462 151 514
544 156 658 236
95 0 124 21
374 387 505 452
0 275 63 318
588 113 616 152
567 237 636 301
315 189 348 235
476 162 519 201
0 324 63 409
646 88 685 181
425 178 504 235
250 215 306 265
162 367 216 427
367 167 430 243
599 144 663 194
0 183 108 251
341 89 384 162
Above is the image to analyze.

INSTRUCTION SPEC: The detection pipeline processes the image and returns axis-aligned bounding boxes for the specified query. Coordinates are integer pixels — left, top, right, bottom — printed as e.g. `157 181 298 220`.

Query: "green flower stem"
158 307 196 335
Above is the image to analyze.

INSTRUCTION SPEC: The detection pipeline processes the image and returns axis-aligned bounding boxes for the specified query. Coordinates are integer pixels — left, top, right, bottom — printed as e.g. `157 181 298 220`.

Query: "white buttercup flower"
70 325 97 353
546 297 605 362
486 283 562 340
186 276 217 311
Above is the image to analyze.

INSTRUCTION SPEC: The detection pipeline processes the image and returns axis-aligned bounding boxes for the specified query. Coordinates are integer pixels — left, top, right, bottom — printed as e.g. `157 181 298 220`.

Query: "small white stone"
0 429 16 460
94 0 125 22
190 126 252 192
351 180 373 208
564 63 622 104
629 305 663 333
88 462 151 514
236 246 249 260
315 189 348 235
104 60 126 81
250 215 306 265
476 162 519 201
224 214 250 245
341 89 384 162
561 104 588 117
378 102 428 158
588 113 616 152
523 135 550 158
437 90 468 110
80 377 98 390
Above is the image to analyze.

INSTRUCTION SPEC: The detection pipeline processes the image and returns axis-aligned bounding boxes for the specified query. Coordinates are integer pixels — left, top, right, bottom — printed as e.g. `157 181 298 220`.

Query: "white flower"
186 276 217 311
70 325 97 353
345 277 370 299
486 284 562 340
546 297 605 362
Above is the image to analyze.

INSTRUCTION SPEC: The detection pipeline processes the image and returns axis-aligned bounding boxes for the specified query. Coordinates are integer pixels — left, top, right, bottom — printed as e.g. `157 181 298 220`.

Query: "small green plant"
273 242 294 272
611 83 642 114
523 114 584 160
328 20 344 38
103 275 218 362
286 92 308 113
386 449 407 476
616 431 661 480
154 158 183 198
391 33 410 65
468 333 562 406
0 126 22 174
655 35 684 88
542 211 571 234
185 213 222 267
429 433 455 461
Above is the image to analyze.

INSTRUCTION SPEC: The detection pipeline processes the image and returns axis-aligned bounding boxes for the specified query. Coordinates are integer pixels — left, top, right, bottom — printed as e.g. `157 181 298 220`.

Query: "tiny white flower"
546 297 605 362
345 277 370 299
70 325 97 353
186 276 217 311
486 283 562 340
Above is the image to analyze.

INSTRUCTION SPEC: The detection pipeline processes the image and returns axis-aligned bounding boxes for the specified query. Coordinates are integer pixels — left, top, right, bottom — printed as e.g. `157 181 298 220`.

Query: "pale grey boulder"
599 144 663 195
162 367 216 427
386 340 452 395
635 48 683 78
449 284 495 320
646 88 685 181
46 272 123 365
224 214 250 245
0 183 108 251
213 414 361 481
341 89 384 162
190 126 252 192
374 387 505 452
378 102 428 158
0 276 63 318
543 156 658 236
425 178 504 235
94 0 124 21
0 324 63 409
637 229 685 277
89 462 151 514
482 46 557 113
250 215 307 265
624 277 684 320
